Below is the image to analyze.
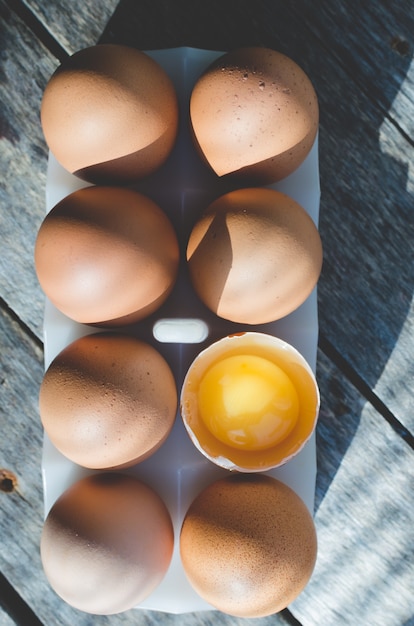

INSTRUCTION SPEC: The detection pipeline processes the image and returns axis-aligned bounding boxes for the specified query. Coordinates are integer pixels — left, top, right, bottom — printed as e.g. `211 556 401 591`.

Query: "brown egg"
41 473 174 614
39 333 177 469
34 186 179 326
180 474 317 617
186 187 322 324
190 47 318 183
40 44 179 184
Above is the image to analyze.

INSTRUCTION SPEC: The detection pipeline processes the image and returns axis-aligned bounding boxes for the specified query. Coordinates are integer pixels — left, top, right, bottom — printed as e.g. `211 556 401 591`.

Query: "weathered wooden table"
1 1 413 625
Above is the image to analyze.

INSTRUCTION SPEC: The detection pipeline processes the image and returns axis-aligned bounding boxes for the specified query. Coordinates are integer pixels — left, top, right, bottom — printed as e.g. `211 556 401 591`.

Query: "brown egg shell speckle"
190 46 319 184
180 473 317 617
39 333 178 470
41 473 174 614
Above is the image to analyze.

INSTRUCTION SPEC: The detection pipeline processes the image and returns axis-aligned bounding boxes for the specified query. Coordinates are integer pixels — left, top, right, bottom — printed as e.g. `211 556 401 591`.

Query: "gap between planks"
5 0 69 61
0 296 43 353
318 332 414 450
0 572 43 626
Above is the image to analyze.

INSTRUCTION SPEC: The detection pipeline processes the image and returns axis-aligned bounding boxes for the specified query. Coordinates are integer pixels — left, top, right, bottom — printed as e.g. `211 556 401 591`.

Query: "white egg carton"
42 47 320 614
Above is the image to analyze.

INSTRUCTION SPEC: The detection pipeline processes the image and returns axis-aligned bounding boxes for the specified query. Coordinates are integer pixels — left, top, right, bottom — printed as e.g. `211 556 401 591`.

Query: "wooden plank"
291 0 414 140
22 0 119 54
291 350 414 626
315 85 414 433
0 0 56 340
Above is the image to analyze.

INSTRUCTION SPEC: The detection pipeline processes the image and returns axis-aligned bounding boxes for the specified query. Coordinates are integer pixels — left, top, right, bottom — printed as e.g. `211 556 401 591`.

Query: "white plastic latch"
153 318 209 344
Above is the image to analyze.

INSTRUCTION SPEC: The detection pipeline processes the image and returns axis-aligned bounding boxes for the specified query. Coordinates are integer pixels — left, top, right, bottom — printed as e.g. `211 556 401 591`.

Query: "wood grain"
23 0 119 54
296 350 414 626
0 0 55 339
291 0 414 140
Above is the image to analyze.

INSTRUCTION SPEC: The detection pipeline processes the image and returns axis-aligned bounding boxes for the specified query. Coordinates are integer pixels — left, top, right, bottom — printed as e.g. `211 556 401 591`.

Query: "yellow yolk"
197 354 299 451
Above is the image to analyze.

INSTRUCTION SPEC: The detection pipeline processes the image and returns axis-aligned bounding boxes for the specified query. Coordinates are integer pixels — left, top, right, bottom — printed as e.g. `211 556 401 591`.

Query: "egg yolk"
197 354 299 451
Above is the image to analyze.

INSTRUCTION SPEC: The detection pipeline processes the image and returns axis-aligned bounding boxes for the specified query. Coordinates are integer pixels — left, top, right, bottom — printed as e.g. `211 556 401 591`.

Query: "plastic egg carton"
42 47 320 614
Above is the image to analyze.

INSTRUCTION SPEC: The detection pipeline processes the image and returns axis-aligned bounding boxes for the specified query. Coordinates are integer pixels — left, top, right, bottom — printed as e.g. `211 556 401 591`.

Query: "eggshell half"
180 331 319 472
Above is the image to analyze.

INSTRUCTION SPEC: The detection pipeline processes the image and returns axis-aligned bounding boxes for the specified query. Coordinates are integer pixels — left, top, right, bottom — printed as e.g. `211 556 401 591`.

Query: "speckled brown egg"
190 47 318 183
186 187 322 324
180 473 317 617
39 333 177 469
41 473 174 614
34 186 179 326
40 44 179 184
